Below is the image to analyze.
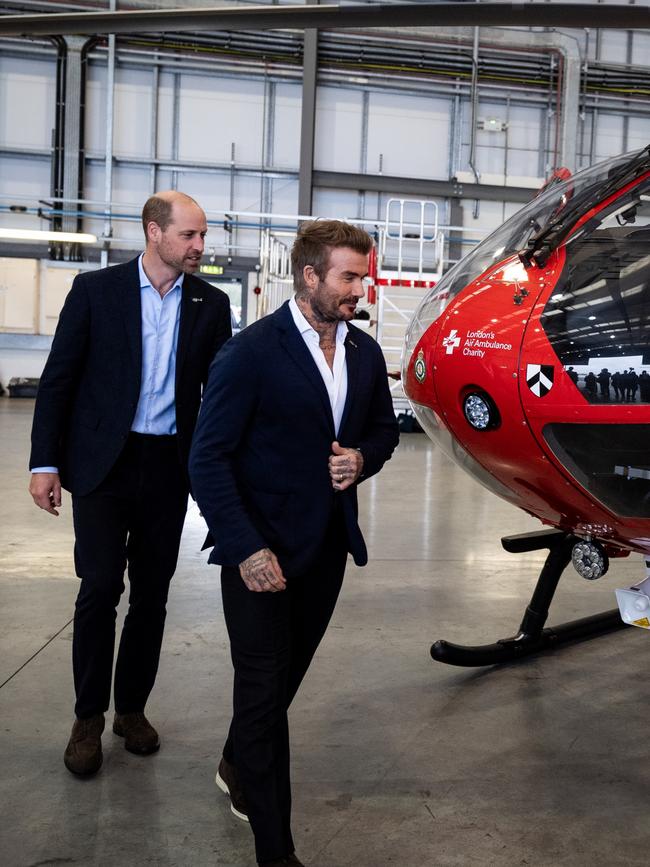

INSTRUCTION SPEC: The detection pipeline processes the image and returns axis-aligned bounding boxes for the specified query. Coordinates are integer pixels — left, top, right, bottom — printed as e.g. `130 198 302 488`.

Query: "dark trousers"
221 508 348 864
71 433 189 719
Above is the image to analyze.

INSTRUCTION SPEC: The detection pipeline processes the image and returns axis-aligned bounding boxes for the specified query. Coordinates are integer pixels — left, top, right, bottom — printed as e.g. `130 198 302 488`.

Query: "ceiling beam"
313 170 538 203
1 3 649 38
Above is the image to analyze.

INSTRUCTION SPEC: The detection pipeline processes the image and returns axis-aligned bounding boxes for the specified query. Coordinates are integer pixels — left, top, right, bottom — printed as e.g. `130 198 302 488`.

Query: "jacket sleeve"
355 341 400 481
189 336 268 565
29 276 90 470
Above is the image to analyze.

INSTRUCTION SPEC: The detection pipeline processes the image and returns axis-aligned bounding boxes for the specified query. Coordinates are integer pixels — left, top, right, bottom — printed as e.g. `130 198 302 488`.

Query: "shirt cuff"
31 467 59 474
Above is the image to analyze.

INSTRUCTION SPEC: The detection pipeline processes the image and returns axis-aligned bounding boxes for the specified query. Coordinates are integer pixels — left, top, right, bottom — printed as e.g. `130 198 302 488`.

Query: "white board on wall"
0 258 38 332
40 264 80 336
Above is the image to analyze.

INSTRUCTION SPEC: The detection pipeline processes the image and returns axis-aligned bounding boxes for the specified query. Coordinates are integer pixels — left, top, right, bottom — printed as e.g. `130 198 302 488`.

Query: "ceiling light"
0 228 97 244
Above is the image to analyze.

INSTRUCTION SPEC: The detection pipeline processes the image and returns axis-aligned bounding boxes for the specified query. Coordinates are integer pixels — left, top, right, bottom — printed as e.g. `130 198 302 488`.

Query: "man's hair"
291 220 373 292
141 192 199 240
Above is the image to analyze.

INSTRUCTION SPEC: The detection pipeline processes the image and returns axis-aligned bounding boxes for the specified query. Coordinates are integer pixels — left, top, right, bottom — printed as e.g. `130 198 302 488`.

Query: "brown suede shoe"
216 756 249 822
63 714 105 776
113 712 160 755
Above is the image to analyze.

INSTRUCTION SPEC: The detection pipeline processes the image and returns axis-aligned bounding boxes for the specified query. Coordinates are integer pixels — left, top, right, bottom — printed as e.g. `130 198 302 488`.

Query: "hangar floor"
1 397 649 867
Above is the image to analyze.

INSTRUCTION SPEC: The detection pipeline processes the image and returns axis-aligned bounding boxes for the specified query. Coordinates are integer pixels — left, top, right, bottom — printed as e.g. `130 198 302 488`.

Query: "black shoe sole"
64 755 103 775
123 741 160 756
113 723 160 755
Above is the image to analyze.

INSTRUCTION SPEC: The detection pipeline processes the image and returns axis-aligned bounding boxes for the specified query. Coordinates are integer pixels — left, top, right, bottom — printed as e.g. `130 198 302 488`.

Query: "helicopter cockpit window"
540 178 650 405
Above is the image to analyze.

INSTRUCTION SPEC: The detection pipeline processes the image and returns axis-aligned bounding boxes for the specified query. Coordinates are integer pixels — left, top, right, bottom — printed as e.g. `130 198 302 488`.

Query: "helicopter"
402 145 650 665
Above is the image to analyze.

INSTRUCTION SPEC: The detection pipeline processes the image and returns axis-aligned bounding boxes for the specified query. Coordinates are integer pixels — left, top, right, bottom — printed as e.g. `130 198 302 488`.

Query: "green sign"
200 264 224 275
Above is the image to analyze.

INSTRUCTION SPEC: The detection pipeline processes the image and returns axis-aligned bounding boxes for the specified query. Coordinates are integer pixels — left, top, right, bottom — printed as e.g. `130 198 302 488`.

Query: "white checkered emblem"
443 329 461 355
526 364 554 397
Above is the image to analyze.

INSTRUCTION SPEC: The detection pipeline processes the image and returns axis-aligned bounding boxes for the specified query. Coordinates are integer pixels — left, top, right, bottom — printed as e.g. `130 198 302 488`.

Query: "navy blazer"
30 257 232 495
189 300 400 577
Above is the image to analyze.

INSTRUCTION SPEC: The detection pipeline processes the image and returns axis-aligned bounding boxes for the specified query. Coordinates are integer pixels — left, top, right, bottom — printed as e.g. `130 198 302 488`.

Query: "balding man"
29 191 232 775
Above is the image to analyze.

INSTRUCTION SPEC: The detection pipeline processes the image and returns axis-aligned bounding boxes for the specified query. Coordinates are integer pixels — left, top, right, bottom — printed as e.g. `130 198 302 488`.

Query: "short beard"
296 282 340 323
160 249 194 275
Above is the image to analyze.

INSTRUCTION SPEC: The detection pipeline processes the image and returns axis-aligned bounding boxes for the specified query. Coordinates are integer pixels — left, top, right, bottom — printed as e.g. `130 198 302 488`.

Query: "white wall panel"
626 116 650 151
86 64 154 158
85 62 106 154
506 105 543 151
233 173 265 214
177 75 265 165
113 67 154 158
366 91 450 179
314 87 363 173
0 55 55 150
463 102 544 180
156 72 175 161
594 113 625 160
41 264 79 336
598 27 631 65
312 188 360 219
272 83 301 170
173 171 230 212
84 162 151 242
0 258 38 332
0 156 51 222
631 32 650 66
270 178 299 216
0 347 50 381
460 199 508 234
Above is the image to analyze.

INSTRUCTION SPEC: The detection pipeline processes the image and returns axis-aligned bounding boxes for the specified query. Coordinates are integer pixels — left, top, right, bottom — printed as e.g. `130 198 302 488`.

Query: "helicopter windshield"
403 149 642 375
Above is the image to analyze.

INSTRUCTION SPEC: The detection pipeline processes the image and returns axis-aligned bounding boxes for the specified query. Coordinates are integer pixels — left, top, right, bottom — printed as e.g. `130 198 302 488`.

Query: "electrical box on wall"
0 258 38 333
478 117 508 133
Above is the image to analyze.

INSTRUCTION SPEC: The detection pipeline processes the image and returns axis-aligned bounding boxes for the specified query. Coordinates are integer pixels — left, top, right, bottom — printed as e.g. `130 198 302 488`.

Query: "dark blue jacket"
29 257 232 495
189 300 399 577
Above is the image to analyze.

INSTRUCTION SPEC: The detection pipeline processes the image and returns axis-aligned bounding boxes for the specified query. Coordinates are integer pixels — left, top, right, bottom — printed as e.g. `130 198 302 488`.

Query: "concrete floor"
2 397 650 867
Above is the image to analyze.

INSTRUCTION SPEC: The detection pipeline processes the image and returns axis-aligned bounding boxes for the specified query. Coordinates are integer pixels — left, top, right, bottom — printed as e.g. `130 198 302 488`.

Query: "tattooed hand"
328 440 364 491
239 548 287 592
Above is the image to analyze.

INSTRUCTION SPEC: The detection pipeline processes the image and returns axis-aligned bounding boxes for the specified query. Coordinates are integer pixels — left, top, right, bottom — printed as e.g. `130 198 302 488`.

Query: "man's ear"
146 221 161 244
303 264 318 290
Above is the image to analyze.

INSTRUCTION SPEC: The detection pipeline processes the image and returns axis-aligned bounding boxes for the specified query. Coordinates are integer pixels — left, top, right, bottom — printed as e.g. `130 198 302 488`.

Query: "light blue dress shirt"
32 254 184 474
131 253 184 435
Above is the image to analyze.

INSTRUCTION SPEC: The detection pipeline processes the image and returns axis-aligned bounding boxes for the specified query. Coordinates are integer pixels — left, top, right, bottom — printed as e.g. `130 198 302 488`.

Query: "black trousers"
220 506 348 865
71 433 189 719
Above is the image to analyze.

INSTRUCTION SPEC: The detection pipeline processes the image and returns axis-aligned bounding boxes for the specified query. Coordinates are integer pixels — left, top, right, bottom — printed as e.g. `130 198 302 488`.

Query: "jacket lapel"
276 302 336 432
118 258 143 384
339 328 360 435
175 276 203 390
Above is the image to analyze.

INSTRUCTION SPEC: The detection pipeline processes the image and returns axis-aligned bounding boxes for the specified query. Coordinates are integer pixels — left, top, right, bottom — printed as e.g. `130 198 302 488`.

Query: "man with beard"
189 220 399 867
29 191 232 775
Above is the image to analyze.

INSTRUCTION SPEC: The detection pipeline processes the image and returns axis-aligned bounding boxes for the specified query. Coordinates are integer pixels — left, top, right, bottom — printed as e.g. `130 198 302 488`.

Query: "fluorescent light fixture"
0 228 97 243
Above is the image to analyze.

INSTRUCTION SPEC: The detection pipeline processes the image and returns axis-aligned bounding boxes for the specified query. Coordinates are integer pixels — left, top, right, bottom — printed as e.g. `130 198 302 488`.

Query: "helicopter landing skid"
430 529 628 667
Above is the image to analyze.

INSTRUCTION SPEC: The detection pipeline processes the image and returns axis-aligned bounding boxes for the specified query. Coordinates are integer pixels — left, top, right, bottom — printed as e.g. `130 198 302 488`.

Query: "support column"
447 198 464 272
101 11 116 269
52 34 92 260
298 2 319 218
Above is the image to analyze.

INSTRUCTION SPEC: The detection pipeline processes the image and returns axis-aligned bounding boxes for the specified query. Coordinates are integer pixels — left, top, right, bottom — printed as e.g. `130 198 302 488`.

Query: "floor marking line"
0 617 73 690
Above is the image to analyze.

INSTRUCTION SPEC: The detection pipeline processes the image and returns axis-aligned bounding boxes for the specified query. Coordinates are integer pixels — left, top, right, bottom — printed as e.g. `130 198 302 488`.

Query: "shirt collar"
289 295 348 343
138 253 184 293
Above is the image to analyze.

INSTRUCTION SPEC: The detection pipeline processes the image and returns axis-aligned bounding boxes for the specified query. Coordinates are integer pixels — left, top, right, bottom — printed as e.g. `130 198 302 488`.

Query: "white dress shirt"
288 296 348 436
131 253 184 435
